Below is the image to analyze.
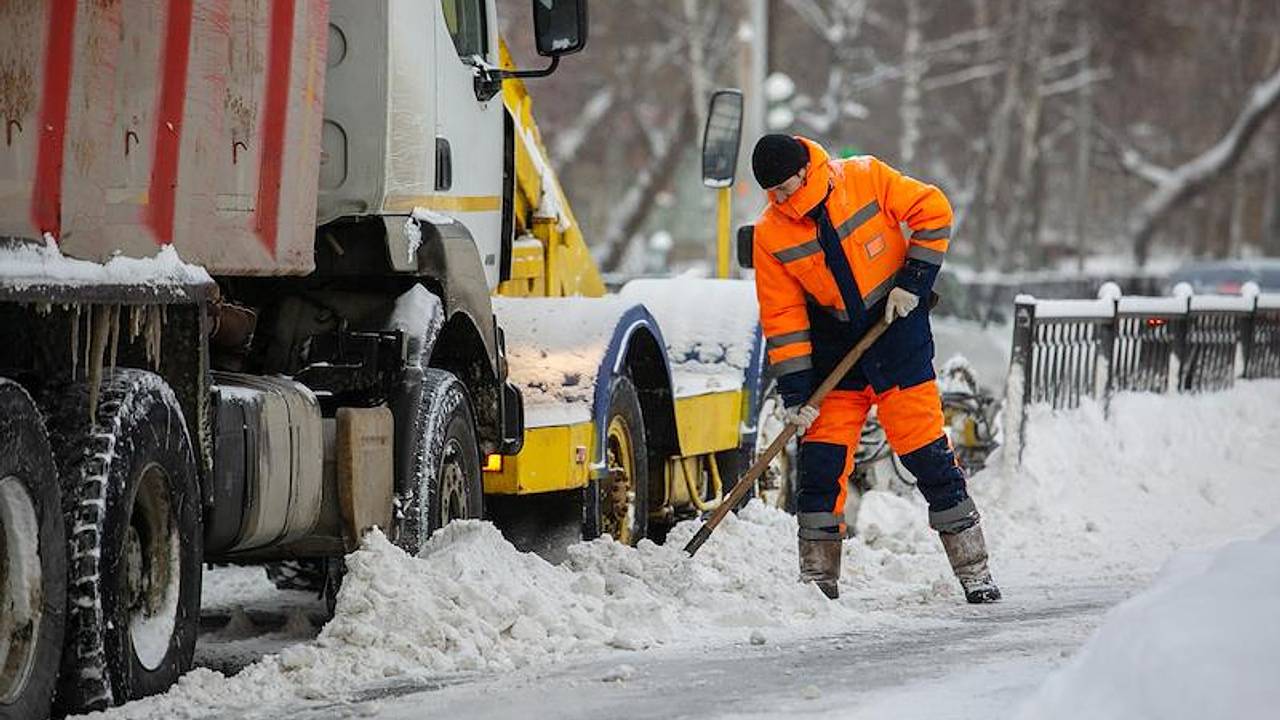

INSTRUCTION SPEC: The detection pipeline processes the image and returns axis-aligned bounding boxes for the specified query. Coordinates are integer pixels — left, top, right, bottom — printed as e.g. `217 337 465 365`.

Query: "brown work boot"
939 523 1002 604
798 538 842 599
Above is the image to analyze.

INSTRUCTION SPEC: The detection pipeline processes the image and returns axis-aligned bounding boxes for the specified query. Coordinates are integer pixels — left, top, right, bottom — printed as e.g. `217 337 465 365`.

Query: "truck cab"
321 0 506 286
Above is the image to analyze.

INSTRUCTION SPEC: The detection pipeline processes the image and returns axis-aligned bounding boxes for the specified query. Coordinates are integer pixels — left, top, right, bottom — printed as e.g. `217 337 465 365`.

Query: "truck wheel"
397 368 483 555
0 380 65 720
50 370 201 712
584 375 648 545
752 378 797 513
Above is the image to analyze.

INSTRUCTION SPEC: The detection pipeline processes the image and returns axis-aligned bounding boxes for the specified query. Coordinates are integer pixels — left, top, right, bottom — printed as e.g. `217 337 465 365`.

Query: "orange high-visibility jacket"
752 137 952 402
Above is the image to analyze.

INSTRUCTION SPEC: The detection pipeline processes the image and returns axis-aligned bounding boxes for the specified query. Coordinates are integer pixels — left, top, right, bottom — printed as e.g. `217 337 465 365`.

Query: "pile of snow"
619 276 759 397
973 381 1280 578
1017 526 1280 719
92 504 953 719
0 236 211 289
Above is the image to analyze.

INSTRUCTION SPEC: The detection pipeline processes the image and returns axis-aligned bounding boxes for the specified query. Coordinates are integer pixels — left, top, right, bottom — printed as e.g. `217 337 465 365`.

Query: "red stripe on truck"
255 0 297 256
146 0 195 246
31 0 78 239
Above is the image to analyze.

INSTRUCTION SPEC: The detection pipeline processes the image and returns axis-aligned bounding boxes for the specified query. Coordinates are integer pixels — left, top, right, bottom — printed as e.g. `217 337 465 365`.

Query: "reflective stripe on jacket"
753 137 952 403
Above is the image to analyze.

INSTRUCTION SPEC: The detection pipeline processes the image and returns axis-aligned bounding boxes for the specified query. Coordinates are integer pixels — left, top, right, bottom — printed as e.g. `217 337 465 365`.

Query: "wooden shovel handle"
683 318 891 556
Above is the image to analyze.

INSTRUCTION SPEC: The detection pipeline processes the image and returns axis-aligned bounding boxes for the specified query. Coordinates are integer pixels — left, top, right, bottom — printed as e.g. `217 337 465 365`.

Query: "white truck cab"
321 0 505 286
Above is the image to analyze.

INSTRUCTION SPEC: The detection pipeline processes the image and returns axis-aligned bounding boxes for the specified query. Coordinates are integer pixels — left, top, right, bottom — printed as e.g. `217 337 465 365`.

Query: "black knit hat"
751 134 808 189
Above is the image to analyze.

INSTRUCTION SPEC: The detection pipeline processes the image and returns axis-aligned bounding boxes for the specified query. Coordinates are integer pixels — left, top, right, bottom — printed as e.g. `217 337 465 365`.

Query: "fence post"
1005 296 1036 466
1096 283 1121 410
1240 285 1259 379
1169 286 1192 393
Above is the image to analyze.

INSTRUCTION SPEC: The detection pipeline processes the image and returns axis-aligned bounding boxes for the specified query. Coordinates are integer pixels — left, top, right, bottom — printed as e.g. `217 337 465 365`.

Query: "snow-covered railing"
1006 283 1280 462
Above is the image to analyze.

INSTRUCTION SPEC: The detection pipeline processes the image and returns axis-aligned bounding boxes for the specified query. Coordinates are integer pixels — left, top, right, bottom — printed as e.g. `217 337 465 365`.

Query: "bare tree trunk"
1269 120 1280 255
737 0 770 227
682 0 711 124
1002 0 1054 271
965 0 998 271
977 0 1030 272
899 0 924 167
1229 169 1248 258
1073 22 1094 272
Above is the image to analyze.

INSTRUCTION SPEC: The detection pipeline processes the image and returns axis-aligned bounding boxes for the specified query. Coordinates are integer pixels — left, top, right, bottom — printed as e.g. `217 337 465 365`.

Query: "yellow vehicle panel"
673 390 745 457
484 422 594 495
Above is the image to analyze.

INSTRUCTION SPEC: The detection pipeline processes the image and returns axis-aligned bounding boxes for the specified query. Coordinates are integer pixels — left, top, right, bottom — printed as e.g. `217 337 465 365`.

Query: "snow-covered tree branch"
1123 65 1280 265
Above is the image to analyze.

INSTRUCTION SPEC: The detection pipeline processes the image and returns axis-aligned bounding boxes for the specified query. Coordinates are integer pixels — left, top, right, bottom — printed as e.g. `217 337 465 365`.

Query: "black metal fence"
1006 291 1280 461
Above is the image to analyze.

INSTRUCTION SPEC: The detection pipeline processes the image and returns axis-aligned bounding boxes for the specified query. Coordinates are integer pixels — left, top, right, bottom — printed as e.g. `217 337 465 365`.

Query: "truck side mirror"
737 225 755 269
497 0 588 83
533 0 589 57
702 89 744 188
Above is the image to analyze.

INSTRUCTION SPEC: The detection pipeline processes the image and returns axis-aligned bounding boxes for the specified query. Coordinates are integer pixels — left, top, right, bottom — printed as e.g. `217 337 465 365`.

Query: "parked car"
1166 259 1280 295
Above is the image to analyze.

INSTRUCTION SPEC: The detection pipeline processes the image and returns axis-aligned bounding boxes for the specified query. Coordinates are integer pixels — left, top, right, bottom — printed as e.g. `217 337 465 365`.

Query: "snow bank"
89 504 953 719
973 381 1280 578
1017 526 1280 720
0 237 211 289
619 276 759 397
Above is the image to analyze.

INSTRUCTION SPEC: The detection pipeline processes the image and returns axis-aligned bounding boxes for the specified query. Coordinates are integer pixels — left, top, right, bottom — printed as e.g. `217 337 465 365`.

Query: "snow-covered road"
82 382 1280 719
278 578 1133 720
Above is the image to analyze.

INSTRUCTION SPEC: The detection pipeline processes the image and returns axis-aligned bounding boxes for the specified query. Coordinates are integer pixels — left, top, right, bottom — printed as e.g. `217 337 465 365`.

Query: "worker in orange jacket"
750 134 1000 603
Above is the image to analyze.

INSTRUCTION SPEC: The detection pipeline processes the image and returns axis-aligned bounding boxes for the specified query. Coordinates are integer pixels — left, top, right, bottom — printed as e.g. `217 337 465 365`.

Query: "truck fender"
387 213 499 377
589 305 678 507
738 324 768 452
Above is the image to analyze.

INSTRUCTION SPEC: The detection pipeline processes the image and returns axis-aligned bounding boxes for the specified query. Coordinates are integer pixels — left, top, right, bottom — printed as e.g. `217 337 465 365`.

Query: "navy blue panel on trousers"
898 436 969 513
797 441 847 515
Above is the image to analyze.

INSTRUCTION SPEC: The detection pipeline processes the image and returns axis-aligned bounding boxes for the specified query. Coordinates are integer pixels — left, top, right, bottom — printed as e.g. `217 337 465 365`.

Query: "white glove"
884 287 919 323
785 405 820 436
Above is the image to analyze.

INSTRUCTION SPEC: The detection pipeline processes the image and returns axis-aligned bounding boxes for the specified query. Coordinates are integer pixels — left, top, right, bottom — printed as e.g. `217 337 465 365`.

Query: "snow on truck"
0 1 764 717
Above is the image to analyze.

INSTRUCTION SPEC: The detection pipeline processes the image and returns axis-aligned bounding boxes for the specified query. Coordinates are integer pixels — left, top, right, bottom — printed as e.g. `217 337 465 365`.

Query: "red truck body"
0 0 328 274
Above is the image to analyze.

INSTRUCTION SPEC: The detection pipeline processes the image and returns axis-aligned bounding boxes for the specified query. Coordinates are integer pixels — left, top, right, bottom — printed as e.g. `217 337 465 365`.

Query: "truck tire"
584 375 649 545
49 370 202 712
396 368 483 555
751 378 797 514
0 380 65 720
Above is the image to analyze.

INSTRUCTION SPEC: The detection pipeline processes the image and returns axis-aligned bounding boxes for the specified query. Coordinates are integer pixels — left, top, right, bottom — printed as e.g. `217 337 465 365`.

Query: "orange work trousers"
795 379 971 540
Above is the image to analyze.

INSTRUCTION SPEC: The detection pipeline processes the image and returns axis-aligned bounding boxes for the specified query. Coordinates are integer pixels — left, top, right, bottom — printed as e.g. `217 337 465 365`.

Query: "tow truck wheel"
585 375 648 546
752 378 797 513
49 370 201 713
397 368 484 555
0 380 65 720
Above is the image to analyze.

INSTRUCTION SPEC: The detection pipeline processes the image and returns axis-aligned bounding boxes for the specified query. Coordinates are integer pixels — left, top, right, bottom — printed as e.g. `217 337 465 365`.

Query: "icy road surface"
261 579 1133 720
83 382 1280 719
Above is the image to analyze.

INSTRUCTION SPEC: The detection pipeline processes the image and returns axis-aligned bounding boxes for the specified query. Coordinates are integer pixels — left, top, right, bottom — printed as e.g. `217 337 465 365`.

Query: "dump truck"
0 1 765 717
